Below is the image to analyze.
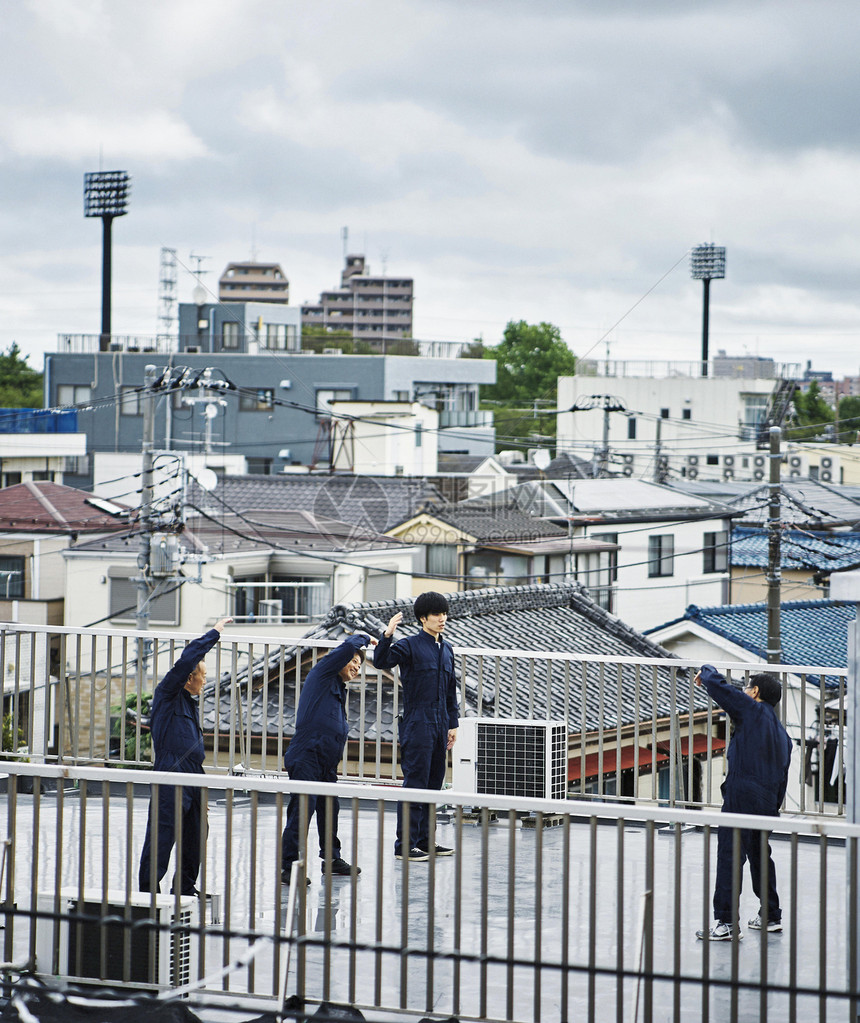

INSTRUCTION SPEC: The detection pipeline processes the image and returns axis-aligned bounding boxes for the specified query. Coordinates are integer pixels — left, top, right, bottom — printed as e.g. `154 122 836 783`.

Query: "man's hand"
693 670 702 686
385 612 403 638
213 617 234 633
447 728 458 750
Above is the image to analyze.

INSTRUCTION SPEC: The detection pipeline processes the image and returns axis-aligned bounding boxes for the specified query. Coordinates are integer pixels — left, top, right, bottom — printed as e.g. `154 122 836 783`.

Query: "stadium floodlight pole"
84 170 131 351
690 243 726 378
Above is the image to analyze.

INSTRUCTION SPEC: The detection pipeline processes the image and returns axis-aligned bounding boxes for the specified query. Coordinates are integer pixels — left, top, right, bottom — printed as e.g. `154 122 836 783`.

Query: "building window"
627 417 636 440
57 384 92 406
120 386 141 416
222 322 241 349
232 576 331 623
682 408 692 420
246 457 273 475
415 424 423 447
706 454 719 466
239 388 274 412
0 556 25 598
660 408 670 419
265 324 298 351
109 574 179 624
703 531 728 573
426 544 457 579
648 535 674 577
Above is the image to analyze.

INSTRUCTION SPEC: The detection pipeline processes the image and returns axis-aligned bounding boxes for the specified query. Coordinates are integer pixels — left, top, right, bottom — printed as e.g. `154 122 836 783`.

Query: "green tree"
787 380 834 441
481 321 577 449
837 395 860 444
0 343 43 408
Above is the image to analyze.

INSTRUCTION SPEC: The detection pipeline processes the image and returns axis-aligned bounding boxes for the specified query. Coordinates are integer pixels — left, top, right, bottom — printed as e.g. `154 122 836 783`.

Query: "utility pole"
568 395 628 478
135 366 157 671
766 426 783 663
653 418 662 484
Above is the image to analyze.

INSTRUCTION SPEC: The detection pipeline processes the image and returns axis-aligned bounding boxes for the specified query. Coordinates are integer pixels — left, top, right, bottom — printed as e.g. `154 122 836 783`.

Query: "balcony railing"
0 407 78 433
438 409 495 429
2 761 858 1021
56 334 486 359
0 622 847 819
576 359 801 381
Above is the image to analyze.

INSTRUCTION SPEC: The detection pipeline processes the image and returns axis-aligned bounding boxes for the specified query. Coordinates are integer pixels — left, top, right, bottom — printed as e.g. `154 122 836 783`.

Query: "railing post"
831 570 860 1019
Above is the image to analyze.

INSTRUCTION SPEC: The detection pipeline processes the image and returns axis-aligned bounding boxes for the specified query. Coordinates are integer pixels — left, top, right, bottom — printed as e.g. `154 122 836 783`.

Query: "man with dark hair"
281 632 371 885
373 592 459 861
139 617 232 895
694 665 793 941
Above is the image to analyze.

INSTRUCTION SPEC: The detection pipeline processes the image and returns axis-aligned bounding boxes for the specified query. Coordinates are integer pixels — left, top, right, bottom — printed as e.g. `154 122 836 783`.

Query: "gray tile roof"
186 472 446 534
409 505 569 541
206 583 703 744
669 478 860 529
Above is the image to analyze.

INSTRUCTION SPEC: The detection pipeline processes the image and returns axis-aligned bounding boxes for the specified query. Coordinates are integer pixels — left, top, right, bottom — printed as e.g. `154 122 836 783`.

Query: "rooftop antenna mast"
157 247 178 341
342 226 348 259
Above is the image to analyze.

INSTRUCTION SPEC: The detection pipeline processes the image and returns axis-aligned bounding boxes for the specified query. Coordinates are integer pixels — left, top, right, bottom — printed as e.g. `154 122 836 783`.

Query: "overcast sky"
2 0 859 379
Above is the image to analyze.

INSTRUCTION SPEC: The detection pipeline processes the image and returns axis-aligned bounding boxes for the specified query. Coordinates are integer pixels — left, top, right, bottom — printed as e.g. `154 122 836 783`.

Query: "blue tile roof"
731 525 860 571
650 599 855 683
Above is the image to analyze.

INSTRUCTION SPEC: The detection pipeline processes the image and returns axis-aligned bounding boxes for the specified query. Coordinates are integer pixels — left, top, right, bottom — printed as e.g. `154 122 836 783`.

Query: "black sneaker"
417 844 454 857
281 868 311 887
395 847 430 861
324 857 361 876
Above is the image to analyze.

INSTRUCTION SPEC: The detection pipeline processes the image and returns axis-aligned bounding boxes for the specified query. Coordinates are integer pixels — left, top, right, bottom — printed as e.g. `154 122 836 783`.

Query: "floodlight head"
690 243 726 280
84 171 131 218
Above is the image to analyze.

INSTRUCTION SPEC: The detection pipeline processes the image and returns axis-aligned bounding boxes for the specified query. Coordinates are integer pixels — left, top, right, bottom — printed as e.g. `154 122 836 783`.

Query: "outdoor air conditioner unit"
35 889 198 989
452 718 568 801
258 598 283 623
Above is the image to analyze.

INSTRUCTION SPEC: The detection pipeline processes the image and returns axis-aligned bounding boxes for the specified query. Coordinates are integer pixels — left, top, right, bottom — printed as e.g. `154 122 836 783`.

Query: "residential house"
0 481 130 626
730 524 860 604
465 477 738 630
386 503 617 598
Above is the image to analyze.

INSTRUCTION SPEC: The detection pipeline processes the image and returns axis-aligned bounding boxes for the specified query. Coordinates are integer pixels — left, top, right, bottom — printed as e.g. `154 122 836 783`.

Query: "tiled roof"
670 478 860 530
731 525 860 571
648 599 854 682
0 482 130 533
416 505 569 541
68 509 409 556
205 583 702 743
186 473 445 534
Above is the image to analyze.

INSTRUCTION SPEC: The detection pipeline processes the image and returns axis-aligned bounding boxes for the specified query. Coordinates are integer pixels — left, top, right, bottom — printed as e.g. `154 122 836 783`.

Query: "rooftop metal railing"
1 761 857 1022
0 621 847 818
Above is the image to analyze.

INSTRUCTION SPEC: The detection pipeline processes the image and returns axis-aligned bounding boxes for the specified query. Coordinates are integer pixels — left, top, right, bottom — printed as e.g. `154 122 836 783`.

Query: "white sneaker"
696 921 742 941
748 913 782 932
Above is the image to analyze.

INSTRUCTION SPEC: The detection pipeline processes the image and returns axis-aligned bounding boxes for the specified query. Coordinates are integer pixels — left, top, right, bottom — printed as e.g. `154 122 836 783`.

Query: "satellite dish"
194 468 218 492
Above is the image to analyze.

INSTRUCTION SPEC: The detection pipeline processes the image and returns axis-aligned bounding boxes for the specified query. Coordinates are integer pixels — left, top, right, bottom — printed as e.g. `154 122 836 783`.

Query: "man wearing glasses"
693 665 792 942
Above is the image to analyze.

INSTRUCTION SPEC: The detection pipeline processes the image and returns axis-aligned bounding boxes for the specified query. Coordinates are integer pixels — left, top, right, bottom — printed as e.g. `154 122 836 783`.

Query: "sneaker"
281 868 311 887
696 921 742 941
748 914 782 932
323 857 361 876
395 847 430 861
417 844 454 857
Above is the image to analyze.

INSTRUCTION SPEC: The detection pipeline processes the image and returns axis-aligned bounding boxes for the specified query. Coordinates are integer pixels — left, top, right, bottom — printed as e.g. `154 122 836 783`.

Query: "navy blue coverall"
138 628 221 894
373 629 459 855
281 634 368 872
699 664 792 924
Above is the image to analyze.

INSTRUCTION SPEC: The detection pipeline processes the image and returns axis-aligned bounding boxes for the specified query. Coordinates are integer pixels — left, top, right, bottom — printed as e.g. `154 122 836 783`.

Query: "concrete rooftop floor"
2 789 854 1023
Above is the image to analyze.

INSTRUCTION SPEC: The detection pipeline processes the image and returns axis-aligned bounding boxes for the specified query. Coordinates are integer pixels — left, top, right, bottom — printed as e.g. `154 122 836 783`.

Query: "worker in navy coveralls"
373 592 459 861
694 665 792 941
139 617 232 895
280 632 370 884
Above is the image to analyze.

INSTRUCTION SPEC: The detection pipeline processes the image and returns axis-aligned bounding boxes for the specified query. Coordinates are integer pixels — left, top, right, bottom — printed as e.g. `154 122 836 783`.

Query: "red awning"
568 736 726 782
